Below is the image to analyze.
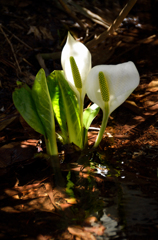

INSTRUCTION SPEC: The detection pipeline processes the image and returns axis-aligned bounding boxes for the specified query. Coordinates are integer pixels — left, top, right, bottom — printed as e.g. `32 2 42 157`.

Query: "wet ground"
0 0 158 239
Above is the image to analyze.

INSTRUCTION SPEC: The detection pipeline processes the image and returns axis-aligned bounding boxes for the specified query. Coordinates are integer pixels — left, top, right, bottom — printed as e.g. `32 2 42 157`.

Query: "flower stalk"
94 103 109 148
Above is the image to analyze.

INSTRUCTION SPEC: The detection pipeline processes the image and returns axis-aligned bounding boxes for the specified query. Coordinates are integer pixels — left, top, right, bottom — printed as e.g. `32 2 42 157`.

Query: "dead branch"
86 0 137 49
0 24 21 73
36 52 61 76
2 25 33 50
65 0 110 28
36 53 50 76
83 7 110 28
39 52 61 60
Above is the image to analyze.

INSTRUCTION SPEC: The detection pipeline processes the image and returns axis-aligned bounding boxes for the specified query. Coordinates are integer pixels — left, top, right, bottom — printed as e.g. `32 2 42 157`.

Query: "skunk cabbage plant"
13 31 140 160
12 31 140 186
85 62 140 147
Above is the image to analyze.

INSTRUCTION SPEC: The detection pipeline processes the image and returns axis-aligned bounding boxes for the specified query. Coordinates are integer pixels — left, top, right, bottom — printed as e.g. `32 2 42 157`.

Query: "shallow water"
95 170 158 240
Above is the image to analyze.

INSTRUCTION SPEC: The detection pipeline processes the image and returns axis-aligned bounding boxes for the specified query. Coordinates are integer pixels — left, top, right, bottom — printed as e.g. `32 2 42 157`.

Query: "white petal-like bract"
61 32 91 100
86 61 140 114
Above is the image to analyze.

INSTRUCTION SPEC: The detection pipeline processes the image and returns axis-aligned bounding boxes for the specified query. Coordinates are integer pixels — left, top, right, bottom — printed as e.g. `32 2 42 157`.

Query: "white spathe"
61 32 91 101
85 61 140 114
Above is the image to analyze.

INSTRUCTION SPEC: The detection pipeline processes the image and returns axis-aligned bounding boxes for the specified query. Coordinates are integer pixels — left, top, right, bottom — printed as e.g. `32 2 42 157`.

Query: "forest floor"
0 0 158 239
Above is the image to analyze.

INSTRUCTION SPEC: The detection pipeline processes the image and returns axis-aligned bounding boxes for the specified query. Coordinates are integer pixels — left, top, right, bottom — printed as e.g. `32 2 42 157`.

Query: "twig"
54 0 110 28
58 0 85 29
0 24 21 73
36 52 61 76
2 25 33 50
86 0 137 49
65 0 110 28
36 53 50 76
82 7 110 28
39 52 61 60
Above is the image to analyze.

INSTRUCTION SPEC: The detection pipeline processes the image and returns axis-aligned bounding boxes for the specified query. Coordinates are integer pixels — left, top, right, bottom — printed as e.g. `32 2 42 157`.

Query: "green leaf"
47 71 68 144
12 85 45 135
32 69 58 156
55 70 82 149
83 104 100 146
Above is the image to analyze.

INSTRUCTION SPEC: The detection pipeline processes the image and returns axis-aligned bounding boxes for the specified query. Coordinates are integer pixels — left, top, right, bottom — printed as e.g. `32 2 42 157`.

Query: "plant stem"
45 130 58 157
79 91 84 149
45 135 65 188
94 103 109 148
49 155 65 188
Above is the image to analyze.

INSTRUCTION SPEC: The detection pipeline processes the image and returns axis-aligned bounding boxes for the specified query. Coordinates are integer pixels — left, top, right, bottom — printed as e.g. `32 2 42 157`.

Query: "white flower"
85 61 140 147
61 32 91 102
86 61 140 114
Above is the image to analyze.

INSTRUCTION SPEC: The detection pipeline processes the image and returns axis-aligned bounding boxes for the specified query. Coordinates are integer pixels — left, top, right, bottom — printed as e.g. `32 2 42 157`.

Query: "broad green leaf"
55 70 82 149
13 85 45 135
32 69 58 156
47 71 68 143
83 104 100 146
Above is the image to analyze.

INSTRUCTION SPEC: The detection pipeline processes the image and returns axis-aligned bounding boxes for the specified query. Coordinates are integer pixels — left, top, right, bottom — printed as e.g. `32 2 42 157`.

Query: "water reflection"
92 182 158 239
95 209 118 240
87 152 158 239
121 184 158 237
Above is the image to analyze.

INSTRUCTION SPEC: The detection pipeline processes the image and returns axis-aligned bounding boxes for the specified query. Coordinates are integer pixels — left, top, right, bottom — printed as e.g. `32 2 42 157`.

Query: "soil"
0 0 158 240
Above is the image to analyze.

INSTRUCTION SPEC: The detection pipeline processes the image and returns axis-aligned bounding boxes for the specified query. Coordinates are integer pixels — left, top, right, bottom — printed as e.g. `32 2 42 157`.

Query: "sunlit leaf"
32 69 58 155
47 71 68 143
55 70 82 149
13 85 45 135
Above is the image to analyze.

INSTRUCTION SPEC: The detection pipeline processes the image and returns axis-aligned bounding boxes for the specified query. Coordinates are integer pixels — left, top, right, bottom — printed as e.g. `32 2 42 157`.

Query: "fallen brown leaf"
68 226 96 240
83 224 105 235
